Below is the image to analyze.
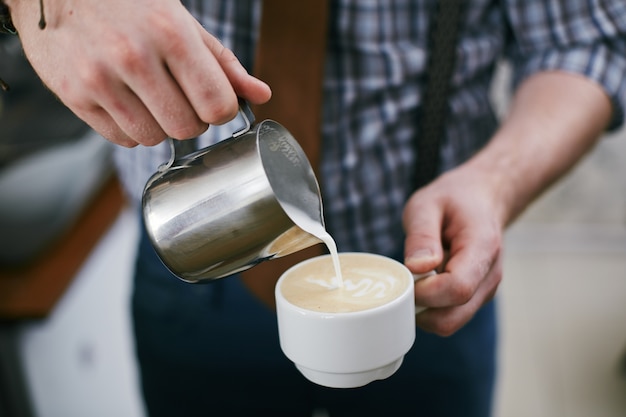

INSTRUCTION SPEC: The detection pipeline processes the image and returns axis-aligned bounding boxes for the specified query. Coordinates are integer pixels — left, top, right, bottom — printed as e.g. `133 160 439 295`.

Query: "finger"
403 194 445 273
416 255 502 336
104 34 209 141
198 26 272 105
72 105 139 148
127 65 209 141
91 79 171 146
162 23 240 125
413 222 500 308
62 51 172 146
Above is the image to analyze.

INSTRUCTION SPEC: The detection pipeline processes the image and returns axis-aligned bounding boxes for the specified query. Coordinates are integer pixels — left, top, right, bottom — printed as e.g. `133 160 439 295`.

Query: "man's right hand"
6 0 271 147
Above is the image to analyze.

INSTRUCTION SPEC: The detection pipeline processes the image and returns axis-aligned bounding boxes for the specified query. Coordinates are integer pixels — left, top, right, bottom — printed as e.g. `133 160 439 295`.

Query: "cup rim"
275 252 414 316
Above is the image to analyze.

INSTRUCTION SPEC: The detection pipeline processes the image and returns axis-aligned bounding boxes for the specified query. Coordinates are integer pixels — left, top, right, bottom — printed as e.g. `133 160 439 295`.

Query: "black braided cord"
0 2 15 34
414 0 465 189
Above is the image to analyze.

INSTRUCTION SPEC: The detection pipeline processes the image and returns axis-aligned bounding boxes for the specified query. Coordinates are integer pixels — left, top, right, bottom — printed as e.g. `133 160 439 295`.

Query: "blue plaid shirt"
115 0 626 257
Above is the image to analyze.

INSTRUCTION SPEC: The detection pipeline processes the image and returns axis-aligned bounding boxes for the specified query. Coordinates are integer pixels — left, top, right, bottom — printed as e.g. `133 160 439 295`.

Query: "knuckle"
449 280 474 305
204 98 239 125
432 317 461 337
114 137 138 148
485 225 502 253
148 9 180 41
102 127 136 148
114 43 149 74
488 233 502 258
146 10 189 58
131 124 168 146
217 45 239 65
77 64 108 94
166 122 208 140
140 134 168 147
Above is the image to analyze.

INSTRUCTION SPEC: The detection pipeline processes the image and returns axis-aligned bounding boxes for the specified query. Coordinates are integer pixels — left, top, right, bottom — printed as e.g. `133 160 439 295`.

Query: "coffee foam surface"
280 254 409 313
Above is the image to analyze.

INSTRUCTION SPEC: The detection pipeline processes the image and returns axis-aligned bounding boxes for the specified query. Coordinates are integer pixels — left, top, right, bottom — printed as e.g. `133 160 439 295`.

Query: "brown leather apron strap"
251 0 328 171
240 0 329 309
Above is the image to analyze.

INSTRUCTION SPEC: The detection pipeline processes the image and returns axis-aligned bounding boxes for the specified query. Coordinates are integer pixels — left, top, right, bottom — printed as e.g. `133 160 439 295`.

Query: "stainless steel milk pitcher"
141 103 324 283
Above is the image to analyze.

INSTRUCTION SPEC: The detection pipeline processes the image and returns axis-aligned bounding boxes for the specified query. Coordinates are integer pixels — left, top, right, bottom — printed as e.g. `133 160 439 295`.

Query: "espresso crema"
280 253 410 313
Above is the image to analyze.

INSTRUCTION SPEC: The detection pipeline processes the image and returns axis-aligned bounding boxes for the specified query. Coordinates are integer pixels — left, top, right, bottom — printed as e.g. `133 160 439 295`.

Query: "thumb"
403 198 444 274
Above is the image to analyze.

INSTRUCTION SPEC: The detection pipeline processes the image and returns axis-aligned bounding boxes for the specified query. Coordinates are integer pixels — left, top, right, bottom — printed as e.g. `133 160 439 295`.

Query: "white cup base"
295 357 404 388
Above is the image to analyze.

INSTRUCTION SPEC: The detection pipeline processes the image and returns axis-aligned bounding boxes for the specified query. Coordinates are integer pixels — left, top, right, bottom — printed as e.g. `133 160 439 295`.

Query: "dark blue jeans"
132 227 496 417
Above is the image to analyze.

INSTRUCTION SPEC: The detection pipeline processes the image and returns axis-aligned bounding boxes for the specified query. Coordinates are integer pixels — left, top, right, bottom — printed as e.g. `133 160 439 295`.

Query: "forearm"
463 70 613 226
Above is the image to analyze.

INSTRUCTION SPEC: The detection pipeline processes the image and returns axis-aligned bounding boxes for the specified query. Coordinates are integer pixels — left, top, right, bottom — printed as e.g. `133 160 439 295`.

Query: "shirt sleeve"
504 0 626 130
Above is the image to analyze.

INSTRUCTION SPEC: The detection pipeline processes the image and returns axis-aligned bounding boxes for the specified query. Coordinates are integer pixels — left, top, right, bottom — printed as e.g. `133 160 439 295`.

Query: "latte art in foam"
341 272 399 299
306 270 398 297
280 253 410 313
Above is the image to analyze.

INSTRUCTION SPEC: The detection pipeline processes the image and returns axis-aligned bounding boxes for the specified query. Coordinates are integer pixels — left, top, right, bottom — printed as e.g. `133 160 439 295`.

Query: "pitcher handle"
233 99 255 137
160 99 256 172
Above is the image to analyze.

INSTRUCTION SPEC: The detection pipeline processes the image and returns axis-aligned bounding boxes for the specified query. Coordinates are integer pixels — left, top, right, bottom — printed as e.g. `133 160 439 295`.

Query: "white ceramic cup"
274 252 434 388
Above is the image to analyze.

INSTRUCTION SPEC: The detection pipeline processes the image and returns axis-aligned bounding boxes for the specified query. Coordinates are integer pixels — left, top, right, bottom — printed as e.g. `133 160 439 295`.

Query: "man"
4 0 625 415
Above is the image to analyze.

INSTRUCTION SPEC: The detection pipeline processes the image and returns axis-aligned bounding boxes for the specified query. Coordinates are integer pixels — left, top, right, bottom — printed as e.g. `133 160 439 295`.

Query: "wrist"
461 135 523 227
450 155 513 228
469 72 611 227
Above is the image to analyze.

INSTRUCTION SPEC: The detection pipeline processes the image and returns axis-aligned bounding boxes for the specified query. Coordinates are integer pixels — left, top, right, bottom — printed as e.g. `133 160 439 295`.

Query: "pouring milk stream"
281 204 344 288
